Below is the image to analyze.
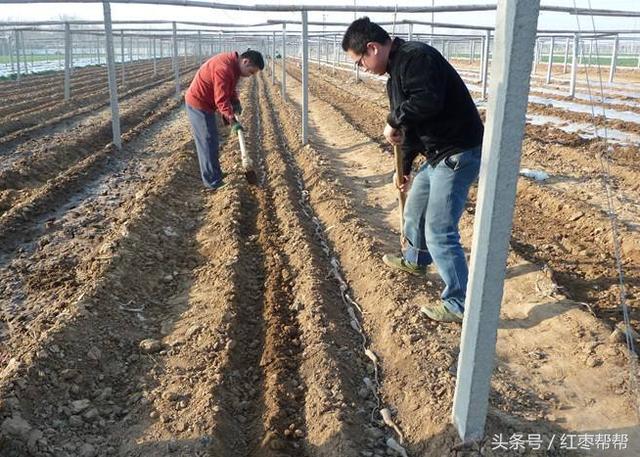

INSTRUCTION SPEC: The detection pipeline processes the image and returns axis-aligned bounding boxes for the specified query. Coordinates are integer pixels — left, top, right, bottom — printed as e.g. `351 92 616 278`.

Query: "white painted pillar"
172 22 180 97
21 31 28 74
14 30 21 81
332 33 337 74
64 22 71 101
609 35 619 83
271 31 276 84
197 30 202 64
120 30 125 86
579 39 584 66
481 30 491 100
102 1 121 150
408 23 413 41
453 0 540 442
183 37 187 65
533 38 539 73
545 36 555 84
563 36 570 73
569 33 579 97
479 35 485 81
316 37 321 66
152 37 157 76
469 39 475 64
8 36 15 74
301 10 309 144
281 23 287 99
96 35 100 64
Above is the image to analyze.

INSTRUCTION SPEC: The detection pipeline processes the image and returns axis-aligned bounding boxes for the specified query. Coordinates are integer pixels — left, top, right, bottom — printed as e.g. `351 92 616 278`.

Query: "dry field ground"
0 55 638 456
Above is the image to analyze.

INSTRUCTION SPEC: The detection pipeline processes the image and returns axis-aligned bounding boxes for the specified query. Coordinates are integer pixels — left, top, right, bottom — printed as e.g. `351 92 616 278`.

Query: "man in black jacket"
342 17 484 323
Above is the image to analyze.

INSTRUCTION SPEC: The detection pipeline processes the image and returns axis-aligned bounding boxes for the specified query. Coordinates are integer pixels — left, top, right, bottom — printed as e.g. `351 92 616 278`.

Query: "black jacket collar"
386 37 406 74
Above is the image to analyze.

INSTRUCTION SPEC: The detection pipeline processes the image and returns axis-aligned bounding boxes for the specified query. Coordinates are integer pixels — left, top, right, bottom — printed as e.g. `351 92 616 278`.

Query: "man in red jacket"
185 49 264 189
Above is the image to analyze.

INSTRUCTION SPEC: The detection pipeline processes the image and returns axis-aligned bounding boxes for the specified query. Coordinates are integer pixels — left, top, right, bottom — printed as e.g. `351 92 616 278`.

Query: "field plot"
0 53 639 457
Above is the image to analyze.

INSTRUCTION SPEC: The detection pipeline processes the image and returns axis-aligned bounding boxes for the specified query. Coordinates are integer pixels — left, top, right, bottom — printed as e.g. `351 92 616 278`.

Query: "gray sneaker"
420 303 463 323
382 254 427 277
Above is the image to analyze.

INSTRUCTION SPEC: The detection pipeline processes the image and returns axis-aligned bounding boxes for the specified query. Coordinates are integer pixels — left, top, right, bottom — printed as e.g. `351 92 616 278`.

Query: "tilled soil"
282 62 640 328
0 60 638 457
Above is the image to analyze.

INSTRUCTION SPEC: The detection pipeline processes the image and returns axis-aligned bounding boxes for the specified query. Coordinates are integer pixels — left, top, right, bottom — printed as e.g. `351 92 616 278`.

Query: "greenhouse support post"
546 36 555 84
64 22 71 100
453 0 539 442
301 10 309 145
102 0 121 149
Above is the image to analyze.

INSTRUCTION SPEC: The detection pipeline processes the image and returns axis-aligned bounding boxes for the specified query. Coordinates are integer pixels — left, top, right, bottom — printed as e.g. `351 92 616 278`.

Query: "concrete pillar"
21 31 28 74
120 30 125 86
481 30 491 100
301 10 309 144
453 0 540 442
563 36 570 73
479 35 485 81
64 22 71 101
569 33 579 97
545 36 555 84
609 35 619 83
172 22 180 96
14 30 21 81
183 37 187 65
281 23 287 99
271 31 276 84
469 39 475 64
8 36 15 74
152 37 157 76
197 30 202 64
102 0 121 149
333 33 337 74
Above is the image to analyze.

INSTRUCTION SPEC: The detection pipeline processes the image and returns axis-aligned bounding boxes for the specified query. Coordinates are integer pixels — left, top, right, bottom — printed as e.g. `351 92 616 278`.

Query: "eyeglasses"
355 51 368 68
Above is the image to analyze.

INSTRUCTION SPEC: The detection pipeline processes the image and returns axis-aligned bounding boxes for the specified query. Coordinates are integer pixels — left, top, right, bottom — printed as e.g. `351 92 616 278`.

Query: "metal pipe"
563 36 570 73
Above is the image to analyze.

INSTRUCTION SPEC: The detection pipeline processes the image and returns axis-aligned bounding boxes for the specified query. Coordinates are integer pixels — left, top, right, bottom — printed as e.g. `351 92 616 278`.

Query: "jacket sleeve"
212 65 236 122
401 129 424 176
386 52 446 129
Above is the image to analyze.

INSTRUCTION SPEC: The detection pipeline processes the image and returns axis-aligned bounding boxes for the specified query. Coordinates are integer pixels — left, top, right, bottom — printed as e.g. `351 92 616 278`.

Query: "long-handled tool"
393 144 407 246
234 115 257 185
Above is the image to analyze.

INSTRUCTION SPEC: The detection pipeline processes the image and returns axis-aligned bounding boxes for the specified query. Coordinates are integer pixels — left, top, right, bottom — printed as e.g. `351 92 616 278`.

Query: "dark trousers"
186 104 222 188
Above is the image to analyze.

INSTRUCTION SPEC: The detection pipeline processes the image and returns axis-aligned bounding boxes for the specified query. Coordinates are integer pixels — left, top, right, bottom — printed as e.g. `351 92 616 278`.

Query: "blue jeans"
402 146 481 315
186 104 223 188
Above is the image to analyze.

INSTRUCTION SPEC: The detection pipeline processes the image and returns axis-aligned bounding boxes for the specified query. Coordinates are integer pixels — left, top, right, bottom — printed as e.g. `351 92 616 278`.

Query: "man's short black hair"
342 17 391 54
241 49 265 70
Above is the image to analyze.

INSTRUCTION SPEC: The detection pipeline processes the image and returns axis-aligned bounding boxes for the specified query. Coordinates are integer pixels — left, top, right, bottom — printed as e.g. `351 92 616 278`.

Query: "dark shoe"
420 303 463 323
382 254 427 277
206 172 227 190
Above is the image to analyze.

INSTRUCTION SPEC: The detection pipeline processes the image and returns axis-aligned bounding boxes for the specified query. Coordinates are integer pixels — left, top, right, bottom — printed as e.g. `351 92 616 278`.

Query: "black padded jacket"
386 38 484 175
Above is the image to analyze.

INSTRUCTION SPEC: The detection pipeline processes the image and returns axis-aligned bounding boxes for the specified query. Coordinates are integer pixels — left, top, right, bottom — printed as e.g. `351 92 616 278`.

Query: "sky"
1 0 640 35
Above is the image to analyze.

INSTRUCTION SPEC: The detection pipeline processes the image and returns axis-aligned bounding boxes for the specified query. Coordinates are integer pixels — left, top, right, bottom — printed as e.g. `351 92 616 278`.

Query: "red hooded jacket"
185 51 240 121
